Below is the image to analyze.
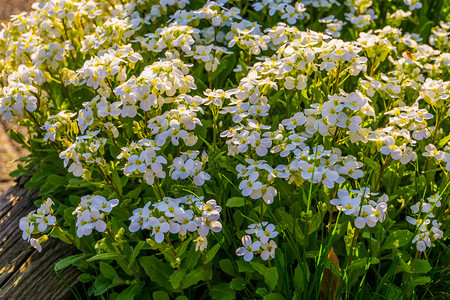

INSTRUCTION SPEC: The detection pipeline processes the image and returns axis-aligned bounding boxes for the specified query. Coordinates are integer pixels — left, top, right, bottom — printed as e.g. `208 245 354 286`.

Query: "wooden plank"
0 179 81 299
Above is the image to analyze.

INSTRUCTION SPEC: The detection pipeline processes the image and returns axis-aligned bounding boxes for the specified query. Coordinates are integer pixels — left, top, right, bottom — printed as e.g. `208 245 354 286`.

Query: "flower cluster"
19 198 56 252
331 188 389 229
129 196 222 250
407 193 443 251
236 222 278 261
429 21 450 52
73 195 119 238
423 143 450 171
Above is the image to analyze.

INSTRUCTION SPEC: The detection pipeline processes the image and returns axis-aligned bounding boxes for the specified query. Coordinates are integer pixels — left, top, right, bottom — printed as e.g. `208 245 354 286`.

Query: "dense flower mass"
2 0 448 298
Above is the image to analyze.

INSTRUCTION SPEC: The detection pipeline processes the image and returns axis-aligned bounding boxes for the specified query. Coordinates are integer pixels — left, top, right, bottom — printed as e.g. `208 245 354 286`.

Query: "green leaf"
411 276 431 286
210 283 236 300
413 259 431 274
86 253 122 262
50 226 73 244
117 283 144 300
204 242 221 264
152 291 170 300
100 261 117 280
117 257 133 276
237 260 253 273
365 157 380 171
381 230 413 251
128 241 145 268
219 259 236 276
250 261 267 276
54 253 88 271
93 274 111 296
226 197 245 207
77 273 92 283
438 134 450 148
293 264 305 292
398 258 412 273
264 267 278 291
170 270 186 289
182 267 209 289
126 185 142 199
264 293 286 300
7 129 27 146
111 165 123 194
182 244 201 271
139 256 175 291
38 182 58 195
230 277 246 291
348 258 380 269
47 174 68 187
256 287 269 297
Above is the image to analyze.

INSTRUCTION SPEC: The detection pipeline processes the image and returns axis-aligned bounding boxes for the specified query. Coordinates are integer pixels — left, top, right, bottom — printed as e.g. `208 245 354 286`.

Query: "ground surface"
0 0 34 21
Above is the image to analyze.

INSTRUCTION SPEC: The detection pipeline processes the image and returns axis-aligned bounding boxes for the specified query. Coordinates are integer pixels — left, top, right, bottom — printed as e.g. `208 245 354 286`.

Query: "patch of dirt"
0 122 29 193
0 0 35 21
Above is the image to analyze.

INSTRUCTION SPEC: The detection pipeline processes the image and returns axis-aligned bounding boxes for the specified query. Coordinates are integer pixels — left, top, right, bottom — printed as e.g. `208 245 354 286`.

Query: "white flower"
281 5 299 25
196 214 222 237
239 171 263 197
406 216 430 232
174 210 197 235
255 223 278 244
427 193 441 208
430 220 443 240
261 185 277 204
96 100 121 117
19 214 34 242
129 202 152 232
331 189 361 215
194 236 208 251
251 133 272 156
125 153 147 174
422 144 438 157
193 170 211 186
284 74 307 90
196 199 222 218
412 232 430 252
246 222 267 235
236 235 261 261
404 0 422 11
68 160 84 177
155 199 183 218
35 215 56 232
90 196 119 213
261 240 277 261
171 157 195 180
380 136 402 160
149 217 170 243
30 238 42 253
354 205 376 229
337 159 364 179
282 112 307 130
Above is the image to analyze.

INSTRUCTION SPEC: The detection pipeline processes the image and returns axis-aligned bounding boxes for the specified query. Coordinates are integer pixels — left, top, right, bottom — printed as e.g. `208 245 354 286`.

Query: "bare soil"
0 0 34 21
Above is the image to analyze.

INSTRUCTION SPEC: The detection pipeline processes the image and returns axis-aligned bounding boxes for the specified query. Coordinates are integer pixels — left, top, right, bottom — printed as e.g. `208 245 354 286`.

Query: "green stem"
106 228 140 282
373 155 390 193
58 71 76 111
333 63 341 94
260 198 264 222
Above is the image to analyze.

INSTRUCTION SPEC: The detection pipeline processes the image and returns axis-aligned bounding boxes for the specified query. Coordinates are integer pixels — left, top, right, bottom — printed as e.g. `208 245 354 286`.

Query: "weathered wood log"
0 177 80 300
